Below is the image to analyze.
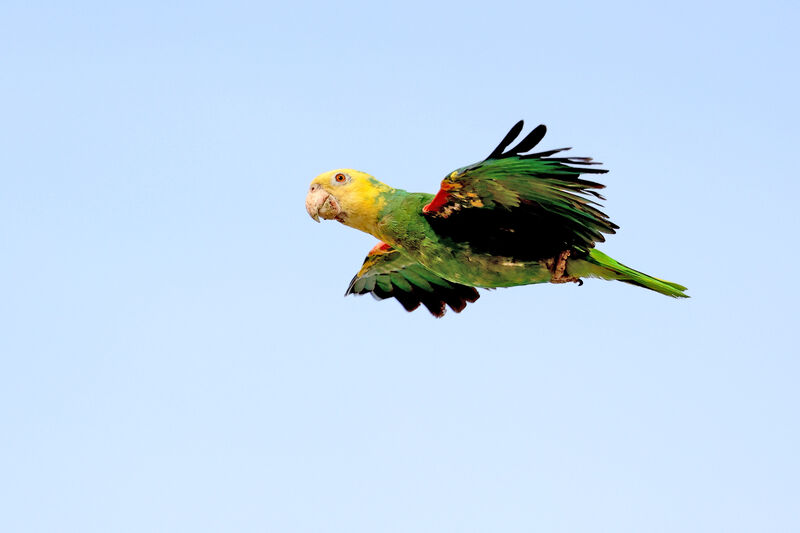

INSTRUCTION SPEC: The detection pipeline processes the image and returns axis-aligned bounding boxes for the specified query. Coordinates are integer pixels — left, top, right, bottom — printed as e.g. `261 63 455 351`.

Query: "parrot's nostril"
310 184 319 192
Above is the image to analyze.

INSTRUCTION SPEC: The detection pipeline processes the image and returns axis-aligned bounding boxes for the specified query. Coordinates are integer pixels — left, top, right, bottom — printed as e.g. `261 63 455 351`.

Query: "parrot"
305 121 688 317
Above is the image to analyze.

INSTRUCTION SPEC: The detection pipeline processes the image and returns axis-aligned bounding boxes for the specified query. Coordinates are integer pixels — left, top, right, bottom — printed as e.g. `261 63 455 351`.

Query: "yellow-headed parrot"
306 121 688 316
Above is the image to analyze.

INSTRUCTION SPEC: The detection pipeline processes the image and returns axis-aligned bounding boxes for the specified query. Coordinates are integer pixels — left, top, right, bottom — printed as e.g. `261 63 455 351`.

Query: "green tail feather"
585 249 689 298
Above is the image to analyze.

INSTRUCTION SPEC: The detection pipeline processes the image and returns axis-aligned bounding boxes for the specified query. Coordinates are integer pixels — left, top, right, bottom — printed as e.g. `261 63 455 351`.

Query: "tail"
582 249 689 298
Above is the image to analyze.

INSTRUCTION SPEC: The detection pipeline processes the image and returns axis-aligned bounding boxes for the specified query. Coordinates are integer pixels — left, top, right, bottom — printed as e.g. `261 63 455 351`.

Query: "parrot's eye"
333 173 349 185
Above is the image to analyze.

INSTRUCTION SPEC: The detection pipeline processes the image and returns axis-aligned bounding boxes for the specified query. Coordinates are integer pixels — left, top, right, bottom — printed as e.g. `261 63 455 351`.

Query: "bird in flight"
306 121 688 316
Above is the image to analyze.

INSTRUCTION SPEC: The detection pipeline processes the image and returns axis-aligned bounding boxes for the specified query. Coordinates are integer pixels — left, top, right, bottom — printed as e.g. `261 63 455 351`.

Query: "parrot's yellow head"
305 169 392 235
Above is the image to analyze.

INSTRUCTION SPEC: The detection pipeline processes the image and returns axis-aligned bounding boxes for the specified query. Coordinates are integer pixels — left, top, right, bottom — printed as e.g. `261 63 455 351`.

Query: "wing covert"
422 121 619 261
346 242 480 317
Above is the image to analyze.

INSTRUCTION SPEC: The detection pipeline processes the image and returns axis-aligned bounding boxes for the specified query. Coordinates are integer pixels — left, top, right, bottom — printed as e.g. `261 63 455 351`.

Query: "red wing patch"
422 188 450 214
369 241 393 255
422 181 461 214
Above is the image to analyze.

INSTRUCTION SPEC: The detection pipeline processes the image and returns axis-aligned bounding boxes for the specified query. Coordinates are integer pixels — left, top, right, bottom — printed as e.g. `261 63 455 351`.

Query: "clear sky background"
1 1 798 532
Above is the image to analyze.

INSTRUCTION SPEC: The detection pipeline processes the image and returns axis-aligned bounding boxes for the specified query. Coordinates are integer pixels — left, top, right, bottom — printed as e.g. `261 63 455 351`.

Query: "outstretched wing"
422 121 619 261
346 242 480 317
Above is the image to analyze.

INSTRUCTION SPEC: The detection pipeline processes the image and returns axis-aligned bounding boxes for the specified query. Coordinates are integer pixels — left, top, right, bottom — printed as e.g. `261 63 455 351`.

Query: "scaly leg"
547 250 583 285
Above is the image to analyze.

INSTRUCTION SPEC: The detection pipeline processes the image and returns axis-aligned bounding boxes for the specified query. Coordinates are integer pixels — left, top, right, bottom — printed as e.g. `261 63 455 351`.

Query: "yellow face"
305 169 390 235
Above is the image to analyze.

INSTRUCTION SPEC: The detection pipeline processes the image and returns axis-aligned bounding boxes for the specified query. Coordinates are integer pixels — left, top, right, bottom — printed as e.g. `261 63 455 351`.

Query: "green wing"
346 242 480 317
422 121 619 261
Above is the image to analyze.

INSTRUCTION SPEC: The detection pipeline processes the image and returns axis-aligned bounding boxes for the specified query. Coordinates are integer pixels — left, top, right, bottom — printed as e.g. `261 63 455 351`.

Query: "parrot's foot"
546 250 584 286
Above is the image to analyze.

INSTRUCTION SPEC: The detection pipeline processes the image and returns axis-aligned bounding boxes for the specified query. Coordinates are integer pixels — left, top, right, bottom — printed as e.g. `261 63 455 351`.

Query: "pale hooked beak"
305 184 343 223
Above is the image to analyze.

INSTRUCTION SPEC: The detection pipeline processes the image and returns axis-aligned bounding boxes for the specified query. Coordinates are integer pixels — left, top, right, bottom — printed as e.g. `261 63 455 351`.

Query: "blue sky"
1 1 798 531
